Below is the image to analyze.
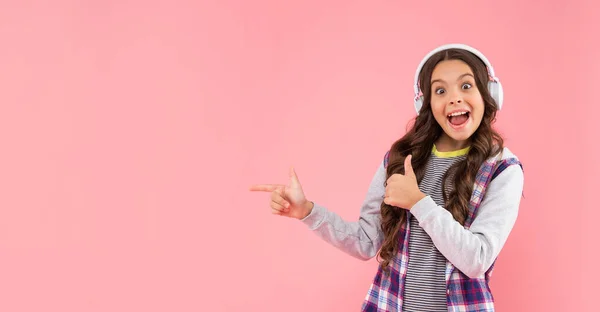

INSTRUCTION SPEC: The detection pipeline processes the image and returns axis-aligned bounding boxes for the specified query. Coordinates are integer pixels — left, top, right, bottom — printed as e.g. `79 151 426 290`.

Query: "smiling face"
429 59 485 151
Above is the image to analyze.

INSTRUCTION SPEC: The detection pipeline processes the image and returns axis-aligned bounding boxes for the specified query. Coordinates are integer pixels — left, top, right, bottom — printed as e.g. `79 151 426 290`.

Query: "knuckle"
271 191 281 201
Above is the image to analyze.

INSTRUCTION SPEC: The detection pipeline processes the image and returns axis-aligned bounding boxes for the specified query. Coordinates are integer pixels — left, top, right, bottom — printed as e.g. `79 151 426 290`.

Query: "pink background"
0 0 597 311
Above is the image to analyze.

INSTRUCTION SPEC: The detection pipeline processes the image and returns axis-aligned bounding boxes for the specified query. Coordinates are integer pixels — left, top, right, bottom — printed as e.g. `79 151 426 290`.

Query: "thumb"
404 155 416 178
289 166 302 188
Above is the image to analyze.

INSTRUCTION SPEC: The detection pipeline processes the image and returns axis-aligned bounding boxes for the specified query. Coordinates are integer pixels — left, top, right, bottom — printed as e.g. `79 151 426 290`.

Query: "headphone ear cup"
414 96 423 114
495 81 503 110
487 81 503 110
487 81 497 103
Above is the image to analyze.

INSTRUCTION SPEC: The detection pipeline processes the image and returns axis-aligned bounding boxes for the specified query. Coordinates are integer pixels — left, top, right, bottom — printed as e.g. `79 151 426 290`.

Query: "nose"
448 91 463 105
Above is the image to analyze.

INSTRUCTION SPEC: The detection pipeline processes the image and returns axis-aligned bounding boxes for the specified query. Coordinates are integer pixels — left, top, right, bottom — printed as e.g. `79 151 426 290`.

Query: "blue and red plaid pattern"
363 151 522 312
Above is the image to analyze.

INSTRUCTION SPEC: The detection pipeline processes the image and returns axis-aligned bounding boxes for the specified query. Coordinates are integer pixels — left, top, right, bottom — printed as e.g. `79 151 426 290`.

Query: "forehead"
431 59 473 81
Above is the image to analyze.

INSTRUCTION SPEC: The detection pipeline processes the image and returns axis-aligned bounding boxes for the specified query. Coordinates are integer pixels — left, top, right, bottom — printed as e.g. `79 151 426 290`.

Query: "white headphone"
413 43 503 114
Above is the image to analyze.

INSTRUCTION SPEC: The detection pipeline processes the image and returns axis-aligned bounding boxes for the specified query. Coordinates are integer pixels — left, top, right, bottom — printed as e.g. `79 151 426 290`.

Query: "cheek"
471 102 485 125
430 99 446 120
466 93 485 117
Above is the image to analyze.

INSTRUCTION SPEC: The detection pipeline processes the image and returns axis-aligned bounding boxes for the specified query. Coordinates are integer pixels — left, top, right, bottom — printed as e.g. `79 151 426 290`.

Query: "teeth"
448 111 468 117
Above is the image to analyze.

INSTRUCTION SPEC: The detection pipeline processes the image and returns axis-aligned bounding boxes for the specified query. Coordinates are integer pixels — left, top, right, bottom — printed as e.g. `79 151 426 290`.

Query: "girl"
250 44 524 312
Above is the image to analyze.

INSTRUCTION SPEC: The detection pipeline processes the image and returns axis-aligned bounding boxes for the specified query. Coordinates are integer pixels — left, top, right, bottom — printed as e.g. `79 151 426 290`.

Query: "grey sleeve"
410 164 524 278
300 161 387 260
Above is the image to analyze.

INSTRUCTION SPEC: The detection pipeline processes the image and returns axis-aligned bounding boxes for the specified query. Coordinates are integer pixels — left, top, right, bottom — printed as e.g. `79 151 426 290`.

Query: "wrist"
301 200 314 219
410 192 427 210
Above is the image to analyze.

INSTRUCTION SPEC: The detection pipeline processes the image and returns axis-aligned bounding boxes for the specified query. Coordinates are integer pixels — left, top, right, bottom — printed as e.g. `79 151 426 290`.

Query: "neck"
435 135 470 152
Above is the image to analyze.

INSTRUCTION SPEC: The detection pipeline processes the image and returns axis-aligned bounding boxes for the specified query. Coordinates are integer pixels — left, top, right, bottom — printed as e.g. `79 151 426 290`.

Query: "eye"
462 83 473 90
435 88 445 95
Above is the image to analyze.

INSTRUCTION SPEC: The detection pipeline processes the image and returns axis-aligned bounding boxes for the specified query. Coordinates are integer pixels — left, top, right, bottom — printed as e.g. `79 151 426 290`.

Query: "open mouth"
447 111 470 128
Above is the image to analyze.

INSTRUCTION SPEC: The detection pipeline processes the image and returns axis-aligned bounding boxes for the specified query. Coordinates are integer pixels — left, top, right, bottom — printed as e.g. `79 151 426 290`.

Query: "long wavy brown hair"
377 48 504 270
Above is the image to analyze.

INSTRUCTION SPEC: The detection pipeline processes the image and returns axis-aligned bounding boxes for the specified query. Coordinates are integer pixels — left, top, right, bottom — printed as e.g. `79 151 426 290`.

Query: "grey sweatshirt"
300 147 524 278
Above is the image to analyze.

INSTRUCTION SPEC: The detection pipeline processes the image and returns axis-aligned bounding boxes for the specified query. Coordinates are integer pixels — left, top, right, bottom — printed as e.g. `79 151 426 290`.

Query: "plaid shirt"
362 151 522 312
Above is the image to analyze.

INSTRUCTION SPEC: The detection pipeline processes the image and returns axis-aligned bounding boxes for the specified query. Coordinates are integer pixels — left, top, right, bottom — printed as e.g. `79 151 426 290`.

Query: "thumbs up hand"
384 155 426 210
249 167 314 219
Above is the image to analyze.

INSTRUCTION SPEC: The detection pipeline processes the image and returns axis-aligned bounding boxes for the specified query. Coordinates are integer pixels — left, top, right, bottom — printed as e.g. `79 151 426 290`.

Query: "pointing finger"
249 184 285 192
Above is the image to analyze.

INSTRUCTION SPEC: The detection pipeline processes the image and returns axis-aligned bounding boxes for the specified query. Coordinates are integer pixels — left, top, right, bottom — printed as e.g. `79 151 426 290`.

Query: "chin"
440 127 474 144
449 133 473 143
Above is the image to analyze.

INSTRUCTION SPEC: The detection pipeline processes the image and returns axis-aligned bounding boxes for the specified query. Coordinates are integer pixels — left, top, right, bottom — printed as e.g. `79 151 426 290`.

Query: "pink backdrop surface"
0 0 597 311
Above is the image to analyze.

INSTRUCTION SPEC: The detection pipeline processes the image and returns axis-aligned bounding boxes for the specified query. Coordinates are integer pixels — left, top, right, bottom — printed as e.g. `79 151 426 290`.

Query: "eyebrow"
431 73 474 85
